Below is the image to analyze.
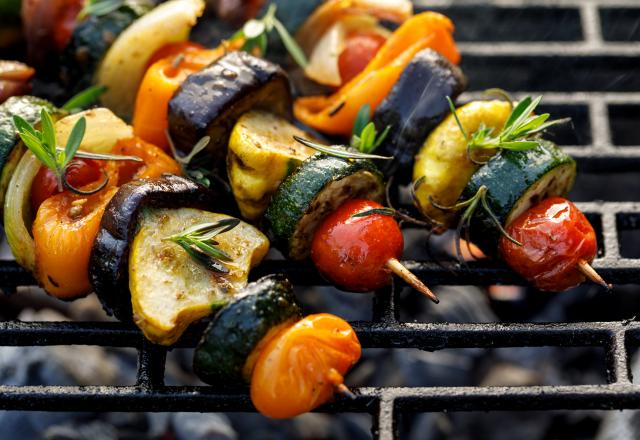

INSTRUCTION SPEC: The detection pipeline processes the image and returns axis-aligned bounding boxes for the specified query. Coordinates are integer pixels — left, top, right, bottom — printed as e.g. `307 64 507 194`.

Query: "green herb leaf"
166 219 240 273
352 104 371 138
79 0 123 19
294 136 392 160
40 109 57 154
62 85 107 112
233 4 308 69
448 94 569 154
63 116 86 167
273 18 308 68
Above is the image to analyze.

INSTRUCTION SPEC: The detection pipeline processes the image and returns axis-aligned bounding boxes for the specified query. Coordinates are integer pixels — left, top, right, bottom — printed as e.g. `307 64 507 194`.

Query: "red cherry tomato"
311 199 403 292
338 31 387 85
499 197 598 292
31 159 102 212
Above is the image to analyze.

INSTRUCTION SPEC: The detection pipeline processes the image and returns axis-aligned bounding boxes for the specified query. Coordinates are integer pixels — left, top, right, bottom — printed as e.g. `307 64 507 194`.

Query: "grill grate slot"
2 1 640 439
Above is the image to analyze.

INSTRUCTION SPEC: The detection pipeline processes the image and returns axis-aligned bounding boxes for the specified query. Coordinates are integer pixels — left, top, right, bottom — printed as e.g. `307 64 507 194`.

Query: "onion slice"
296 0 412 54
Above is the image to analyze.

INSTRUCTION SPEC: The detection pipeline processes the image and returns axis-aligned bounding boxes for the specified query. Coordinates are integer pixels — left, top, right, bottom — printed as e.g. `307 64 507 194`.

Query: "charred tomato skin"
311 199 403 292
499 197 598 292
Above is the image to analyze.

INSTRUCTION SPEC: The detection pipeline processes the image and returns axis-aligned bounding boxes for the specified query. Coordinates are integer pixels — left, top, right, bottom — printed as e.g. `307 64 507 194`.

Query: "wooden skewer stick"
386 258 439 304
334 383 357 400
577 259 611 290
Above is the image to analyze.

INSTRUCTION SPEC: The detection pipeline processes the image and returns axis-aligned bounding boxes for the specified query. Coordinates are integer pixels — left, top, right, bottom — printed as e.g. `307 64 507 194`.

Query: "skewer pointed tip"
577 259 611 291
386 258 440 304
334 383 357 400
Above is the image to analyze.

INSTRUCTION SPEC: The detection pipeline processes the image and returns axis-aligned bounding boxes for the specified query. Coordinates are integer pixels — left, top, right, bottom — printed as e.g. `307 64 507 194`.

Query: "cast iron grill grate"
2 1 640 439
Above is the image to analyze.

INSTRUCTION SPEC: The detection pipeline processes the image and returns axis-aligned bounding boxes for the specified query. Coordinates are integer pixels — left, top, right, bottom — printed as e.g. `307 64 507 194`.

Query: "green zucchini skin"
264 154 385 260
372 49 467 180
0 96 59 217
59 1 152 94
0 96 57 169
193 274 302 386
462 141 577 256
168 51 292 173
89 174 233 322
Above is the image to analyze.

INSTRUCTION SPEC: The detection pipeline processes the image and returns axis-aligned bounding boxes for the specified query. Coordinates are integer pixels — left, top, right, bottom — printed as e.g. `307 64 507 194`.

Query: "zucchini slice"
412 100 512 230
59 0 152 94
373 49 467 179
90 174 233 322
130 208 269 346
168 51 292 173
227 111 315 221
194 274 301 385
462 140 577 256
264 154 385 260
0 96 59 218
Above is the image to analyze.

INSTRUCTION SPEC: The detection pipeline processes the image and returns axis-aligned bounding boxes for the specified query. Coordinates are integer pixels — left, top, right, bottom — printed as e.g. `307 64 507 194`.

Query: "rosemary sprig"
62 85 107 113
231 4 308 69
350 104 391 154
351 207 397 218
294 136 393 161
430 185 521 264
166 219 240 273
13 109 141 195
167 133 218 188
446 95 570 161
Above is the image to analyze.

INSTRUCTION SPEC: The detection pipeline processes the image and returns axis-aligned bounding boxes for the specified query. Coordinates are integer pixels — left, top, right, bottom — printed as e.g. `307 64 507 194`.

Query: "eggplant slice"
90 174 232 321
373 49 467 180
168 51 292 173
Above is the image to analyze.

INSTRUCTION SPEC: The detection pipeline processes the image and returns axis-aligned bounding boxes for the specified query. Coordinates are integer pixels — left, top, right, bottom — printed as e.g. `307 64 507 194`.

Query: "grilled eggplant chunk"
265 154 385 260
130 207 269 345
373 49 466 179
194 274 301 385
90 174 229 321
168 51 292 173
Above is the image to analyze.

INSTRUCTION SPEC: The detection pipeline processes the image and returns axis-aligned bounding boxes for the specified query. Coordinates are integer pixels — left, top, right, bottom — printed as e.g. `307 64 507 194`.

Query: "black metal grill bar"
2 384 640 413
1 2 639 439
0 320 636 350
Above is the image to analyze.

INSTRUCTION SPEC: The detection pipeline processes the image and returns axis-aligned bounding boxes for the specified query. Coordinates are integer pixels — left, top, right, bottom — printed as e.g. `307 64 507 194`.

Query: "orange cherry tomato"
111 137 183 185
132 41 241 150
311 199 403 292
33 184 119 299
250 313 361 419
338 31 387 85
499 197 598 292
31 159 103 212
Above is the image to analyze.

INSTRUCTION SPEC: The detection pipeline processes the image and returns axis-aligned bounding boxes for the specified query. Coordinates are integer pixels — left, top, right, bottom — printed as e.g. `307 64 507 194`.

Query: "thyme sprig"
231 4 308 69
167 133 224 189
429 184 521 264
166 219 240 273
446 95 570 164
13 109 141 195
294 136 393 161
350 104 391 154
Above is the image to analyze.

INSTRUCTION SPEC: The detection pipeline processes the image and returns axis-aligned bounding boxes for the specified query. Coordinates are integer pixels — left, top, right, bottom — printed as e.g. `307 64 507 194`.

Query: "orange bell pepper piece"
132 41 242 151
294 11 460 137
33 184 119 299
250 313 361 419
111 137 183 185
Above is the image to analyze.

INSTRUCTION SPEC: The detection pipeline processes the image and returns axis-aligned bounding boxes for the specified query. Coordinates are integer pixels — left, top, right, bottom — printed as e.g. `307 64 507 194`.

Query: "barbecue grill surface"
2 1 640 439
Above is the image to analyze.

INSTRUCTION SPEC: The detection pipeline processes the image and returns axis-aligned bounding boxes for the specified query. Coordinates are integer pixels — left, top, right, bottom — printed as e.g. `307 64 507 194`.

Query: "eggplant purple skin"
89 174 233 322
372 49 467 181
168 51 292 174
